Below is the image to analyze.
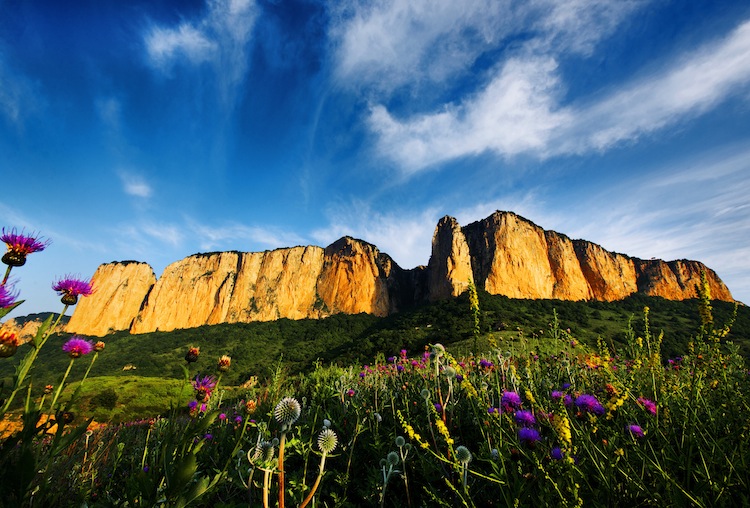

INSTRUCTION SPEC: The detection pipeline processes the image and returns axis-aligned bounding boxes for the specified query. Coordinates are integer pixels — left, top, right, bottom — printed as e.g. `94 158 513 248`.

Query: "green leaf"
166 452 198 498
0 300 24 320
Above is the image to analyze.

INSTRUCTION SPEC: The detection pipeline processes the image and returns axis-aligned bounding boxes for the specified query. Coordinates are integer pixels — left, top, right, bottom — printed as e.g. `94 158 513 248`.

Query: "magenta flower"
1 227 50 267
627 424 645 438
515 410 536 427
62 336 94 359
551 390 563 401
518 427 541 446
0 284 18 308
637 397 657 416
53 275 94 305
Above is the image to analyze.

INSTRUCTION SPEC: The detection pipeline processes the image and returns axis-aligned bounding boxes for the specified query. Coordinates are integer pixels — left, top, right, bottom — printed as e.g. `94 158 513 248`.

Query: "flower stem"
49 358 75 414
1 265 11 286
278 431 287 508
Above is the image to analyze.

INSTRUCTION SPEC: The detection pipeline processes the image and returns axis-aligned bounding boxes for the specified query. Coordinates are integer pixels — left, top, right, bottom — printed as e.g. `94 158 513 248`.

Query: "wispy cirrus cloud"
117 170 154 199
185 218 306 252
143 0 259 108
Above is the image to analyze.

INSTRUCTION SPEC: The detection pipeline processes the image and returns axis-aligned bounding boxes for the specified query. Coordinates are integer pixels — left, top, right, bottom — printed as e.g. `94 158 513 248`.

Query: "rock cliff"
66 211 734 336
65 261 155 336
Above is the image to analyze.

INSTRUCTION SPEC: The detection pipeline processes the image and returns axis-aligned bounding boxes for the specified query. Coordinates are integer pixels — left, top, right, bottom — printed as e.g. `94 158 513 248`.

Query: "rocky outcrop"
430 211 732 303
65 262 155 336
66 211 735 336
1 314 67 344
427 216 473 300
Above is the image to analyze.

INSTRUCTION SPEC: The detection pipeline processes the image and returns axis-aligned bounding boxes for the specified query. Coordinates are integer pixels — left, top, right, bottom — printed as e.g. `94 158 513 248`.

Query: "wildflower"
346 389 355 397
502 391 522 410
0 284 19 308
245 399 257 413
192 375 217 401
387 451 400 466
575 394 605 416
52 275 94 305
432 343 445 358
518 427 541 446
274 397 302 427
551 390 564 401
395 436 406 447
515 410 536 427
627 424 645 438
217 354 231 372
44 384 54 394
252 440 275 463
434 403 443 413
479 359 494 369
219 413 227 421
62 336 94 359
0 330 19 357
637 397 657 416
551 447 564 460
455 445 472 465
1 227 50 267
93 341 105 352
234 415 243 424
185 346 200 363
317 428 338 454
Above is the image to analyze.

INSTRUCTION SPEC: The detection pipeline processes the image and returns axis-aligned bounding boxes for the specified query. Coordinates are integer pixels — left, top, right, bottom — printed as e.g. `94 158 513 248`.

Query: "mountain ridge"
65 211 733 336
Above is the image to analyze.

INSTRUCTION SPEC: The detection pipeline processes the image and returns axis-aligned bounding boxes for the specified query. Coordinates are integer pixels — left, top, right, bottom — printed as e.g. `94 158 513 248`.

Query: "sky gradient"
2 0 749 318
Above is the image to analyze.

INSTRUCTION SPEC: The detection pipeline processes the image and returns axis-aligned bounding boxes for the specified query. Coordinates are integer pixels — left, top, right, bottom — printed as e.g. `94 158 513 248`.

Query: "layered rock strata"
66 211 734 336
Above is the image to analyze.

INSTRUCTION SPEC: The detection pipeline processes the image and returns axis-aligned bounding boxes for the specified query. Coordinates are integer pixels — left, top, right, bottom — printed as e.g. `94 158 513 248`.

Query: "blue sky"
2 0 750 318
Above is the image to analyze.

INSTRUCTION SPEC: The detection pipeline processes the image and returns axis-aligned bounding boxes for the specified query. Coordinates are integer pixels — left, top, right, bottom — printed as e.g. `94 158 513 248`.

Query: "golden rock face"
65 211 734 336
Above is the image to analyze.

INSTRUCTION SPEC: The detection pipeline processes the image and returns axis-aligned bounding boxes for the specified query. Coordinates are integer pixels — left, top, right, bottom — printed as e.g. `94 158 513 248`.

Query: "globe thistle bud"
274 397 301 427
432 343 445 358
386 451 400 466
317 428 338 454
93 341 105 352
395 436 406 448
252 440 275 463
443 366 456 378
455 445 472 465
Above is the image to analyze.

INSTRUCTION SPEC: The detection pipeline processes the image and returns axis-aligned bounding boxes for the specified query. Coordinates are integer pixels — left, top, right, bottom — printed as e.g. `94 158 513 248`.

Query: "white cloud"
366 15 750 172
369 56 571 172
143 0 258 108
118 170 153 198
145 24 217 68
184 218 306 252
558 19 750 154
331 0 644 92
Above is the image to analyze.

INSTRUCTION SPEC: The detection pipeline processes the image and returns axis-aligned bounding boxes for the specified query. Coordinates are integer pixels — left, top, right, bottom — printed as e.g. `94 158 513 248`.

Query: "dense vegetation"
2 291 747 413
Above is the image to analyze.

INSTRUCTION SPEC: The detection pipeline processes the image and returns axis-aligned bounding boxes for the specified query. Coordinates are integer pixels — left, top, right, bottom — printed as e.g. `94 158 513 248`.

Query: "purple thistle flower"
637 397 657 416
1 228 50 268
551 390 563 401
192 375 217 401
479 359 494 368
62 336 94 359
234 415 243 424
575 394 605 416
219 413 227 421
188 400 198 411
0 283 19 308
627 424 644 438
518 427 541 446
550 447 564 460
502 391 522 410
52 275 94 305
514 410 536 427
434 403 443 412
563 394 573 407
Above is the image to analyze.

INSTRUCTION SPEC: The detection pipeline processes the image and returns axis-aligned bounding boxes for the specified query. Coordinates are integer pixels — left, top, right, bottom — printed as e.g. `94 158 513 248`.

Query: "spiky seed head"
274 397 301 427
251 441 275 463
455 445 472 465
395 436 406 448
432 343 445 357
317 428 338 454
386 451 400 466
